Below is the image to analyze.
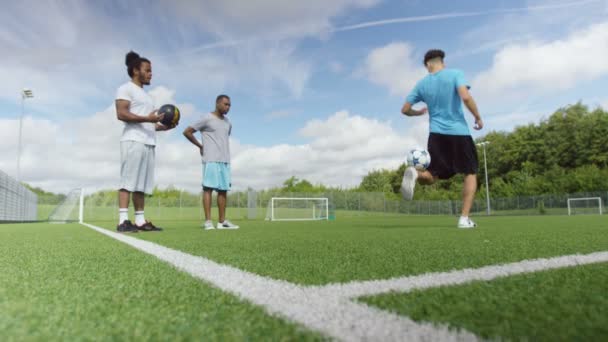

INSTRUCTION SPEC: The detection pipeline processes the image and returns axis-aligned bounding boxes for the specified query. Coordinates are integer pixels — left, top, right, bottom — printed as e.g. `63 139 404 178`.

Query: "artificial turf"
0 223 322 341
4 214 606 341
94 215 608 285
361 262 608 341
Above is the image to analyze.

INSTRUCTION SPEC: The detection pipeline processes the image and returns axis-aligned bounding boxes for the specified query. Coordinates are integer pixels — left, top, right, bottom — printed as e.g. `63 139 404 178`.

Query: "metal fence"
0 170 37 222
253 191 608 217
73 188 607 223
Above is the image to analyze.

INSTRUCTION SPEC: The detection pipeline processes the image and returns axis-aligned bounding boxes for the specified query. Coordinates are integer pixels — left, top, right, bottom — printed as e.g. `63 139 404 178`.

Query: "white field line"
314 251 608 299
82 223 608 342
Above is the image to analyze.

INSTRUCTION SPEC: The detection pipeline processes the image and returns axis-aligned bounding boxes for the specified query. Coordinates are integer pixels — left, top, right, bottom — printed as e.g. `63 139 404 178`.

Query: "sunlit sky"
1 0 607 193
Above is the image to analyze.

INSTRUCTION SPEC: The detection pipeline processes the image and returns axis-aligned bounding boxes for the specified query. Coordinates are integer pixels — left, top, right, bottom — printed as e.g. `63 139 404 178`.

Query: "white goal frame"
267 197 329 221
567 197 603 216
48 188 85 223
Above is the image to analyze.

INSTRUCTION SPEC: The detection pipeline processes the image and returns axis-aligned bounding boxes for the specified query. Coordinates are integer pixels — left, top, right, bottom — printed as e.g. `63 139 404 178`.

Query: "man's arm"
401 102 428 116
115 100 162 123
457 86 483 130
183 126 203 150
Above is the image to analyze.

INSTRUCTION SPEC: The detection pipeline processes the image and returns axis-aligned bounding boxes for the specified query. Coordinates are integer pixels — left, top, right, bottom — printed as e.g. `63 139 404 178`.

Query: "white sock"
135 211 146 226
205 220 212 224
119 209 128 224
459 215 468 222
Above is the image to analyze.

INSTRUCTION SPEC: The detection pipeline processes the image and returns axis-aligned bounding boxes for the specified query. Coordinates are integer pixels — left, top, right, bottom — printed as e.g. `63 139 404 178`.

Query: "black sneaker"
117 220 138 233
136 221 163 232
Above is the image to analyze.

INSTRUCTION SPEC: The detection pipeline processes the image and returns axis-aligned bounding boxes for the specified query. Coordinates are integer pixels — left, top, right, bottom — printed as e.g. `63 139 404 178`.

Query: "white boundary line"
314 251 608 298
82 223 608 341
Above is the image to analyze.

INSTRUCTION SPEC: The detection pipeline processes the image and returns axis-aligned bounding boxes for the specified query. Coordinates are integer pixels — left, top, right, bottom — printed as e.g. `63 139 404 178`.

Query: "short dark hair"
423 49 445 65
216 94 230 103
125 51 151 77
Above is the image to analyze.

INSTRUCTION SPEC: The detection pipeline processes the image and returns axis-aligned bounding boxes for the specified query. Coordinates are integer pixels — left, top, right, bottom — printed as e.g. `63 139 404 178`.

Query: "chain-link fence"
0 170 37 222
76 189 607 223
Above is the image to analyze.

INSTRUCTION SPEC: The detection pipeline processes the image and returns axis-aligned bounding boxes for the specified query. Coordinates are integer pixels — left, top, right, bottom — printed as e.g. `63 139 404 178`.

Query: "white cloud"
0 2 134 115
231 110 427 190
1 0 364 114
459 0 606 58
335 0 601 32
165 0 380 40
472 21 608 98
153 41 313 99
359 42 427 96
0 87 199 193
151 0 382 99
1 99 429 193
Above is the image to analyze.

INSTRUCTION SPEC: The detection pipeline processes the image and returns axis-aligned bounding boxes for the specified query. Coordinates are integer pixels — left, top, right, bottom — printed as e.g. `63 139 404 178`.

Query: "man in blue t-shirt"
401 49 484 229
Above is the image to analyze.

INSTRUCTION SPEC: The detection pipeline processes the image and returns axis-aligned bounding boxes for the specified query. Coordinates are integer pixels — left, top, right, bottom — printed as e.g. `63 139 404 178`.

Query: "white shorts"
120 141 155 195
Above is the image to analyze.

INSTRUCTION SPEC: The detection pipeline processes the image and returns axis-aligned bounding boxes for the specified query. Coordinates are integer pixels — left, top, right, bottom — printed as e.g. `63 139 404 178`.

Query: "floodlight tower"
17 88 34 181
477 141 491 215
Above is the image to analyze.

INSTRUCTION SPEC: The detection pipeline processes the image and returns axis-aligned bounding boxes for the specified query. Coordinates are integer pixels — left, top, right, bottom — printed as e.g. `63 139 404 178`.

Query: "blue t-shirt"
406 69 470 136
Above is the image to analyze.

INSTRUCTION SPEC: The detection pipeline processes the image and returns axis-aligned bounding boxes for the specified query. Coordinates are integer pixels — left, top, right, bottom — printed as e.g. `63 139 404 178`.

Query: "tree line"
359 103 608 200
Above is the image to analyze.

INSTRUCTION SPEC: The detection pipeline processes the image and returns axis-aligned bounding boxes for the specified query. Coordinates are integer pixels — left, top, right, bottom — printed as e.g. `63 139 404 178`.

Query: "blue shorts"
202 162 231 191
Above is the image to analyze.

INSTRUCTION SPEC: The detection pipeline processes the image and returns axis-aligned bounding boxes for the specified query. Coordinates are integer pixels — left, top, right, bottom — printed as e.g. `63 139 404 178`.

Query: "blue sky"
1 0 607 193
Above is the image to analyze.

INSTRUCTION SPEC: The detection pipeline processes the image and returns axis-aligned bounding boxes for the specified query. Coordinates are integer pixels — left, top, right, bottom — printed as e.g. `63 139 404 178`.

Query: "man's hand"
401 102 428 116
156 122 177 131
147 110 164 123
474 117 484 130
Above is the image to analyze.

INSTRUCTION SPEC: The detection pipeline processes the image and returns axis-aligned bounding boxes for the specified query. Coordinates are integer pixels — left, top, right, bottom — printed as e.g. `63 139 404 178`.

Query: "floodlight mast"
477 141 490 215
17 88 34 181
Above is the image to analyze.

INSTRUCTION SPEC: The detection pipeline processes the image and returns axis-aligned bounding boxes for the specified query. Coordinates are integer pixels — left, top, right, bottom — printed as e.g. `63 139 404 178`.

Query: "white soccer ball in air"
406 148 431 170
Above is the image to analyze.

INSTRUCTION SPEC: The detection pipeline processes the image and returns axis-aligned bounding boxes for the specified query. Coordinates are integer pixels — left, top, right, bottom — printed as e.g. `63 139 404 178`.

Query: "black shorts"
427 133 478 179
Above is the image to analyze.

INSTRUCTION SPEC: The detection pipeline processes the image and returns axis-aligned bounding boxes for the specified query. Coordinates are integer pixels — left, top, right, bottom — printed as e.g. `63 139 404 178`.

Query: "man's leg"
457 174 478 228
203 188 213 221
132 192 147 227
117 141 136 231
461 174 477 216
132 192 145 212
216 191 239 229
401 168 438 200
118 189 130 226
417 170 437 185
217 190 227 223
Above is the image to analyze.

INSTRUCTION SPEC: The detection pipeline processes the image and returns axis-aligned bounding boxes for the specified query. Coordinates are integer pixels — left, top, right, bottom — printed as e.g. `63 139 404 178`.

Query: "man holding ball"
115 50 176 233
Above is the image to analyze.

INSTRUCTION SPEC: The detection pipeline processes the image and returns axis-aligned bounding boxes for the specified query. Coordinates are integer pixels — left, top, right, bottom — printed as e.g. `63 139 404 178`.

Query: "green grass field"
0 223 321 341
2 214 607 340
362 263 608 341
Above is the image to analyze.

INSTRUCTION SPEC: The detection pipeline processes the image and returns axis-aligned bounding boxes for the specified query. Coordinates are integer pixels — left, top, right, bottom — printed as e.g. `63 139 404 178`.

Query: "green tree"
359 169 393 193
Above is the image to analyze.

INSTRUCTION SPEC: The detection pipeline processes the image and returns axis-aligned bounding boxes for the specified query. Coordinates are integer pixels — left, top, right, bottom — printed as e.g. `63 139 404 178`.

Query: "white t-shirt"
115 81 156 145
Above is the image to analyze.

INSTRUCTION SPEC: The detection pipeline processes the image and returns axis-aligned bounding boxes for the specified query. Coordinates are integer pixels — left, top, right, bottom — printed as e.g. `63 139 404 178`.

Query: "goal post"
48 188 85 223
567 197 603 216
265 197 329 221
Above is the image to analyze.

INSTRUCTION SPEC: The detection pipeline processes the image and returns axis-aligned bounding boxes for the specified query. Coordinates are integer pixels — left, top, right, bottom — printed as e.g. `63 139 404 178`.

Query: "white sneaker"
457 217 477 229
217 220 240 229
202 220 215 230
400 167 418 200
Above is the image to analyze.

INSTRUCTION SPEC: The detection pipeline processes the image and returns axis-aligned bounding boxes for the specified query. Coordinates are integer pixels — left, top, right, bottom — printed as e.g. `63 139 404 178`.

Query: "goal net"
265 197 329 221
567 197 603 216
48 188 84 223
